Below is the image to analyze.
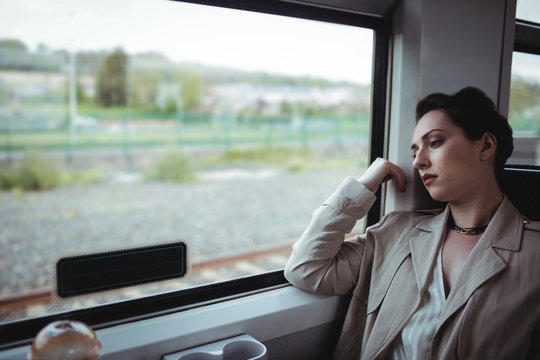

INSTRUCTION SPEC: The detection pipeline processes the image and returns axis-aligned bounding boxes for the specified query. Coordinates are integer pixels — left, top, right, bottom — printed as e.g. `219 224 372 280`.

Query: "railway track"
0 244 292 319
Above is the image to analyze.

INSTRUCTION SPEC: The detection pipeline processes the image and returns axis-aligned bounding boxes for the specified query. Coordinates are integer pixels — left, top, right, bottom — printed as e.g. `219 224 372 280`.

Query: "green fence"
0 112 370 167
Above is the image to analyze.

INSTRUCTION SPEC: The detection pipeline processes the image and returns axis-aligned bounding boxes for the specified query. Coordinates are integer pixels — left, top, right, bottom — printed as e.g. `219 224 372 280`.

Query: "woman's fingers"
358 158 406 193
385 160 407 192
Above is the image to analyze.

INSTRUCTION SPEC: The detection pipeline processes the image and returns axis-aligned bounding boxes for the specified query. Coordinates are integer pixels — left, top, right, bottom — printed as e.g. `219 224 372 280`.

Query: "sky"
513 0 540 81
1 0 539 83
516 0 540 23
0 0 374 84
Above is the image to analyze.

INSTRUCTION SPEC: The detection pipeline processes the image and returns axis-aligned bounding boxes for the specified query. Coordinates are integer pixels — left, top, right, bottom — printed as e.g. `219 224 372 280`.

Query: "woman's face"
411 110 487 203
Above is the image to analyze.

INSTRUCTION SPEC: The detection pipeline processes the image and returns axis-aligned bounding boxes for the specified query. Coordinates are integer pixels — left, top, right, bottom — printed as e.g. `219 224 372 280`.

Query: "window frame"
514 19 540 55
0 0 390 349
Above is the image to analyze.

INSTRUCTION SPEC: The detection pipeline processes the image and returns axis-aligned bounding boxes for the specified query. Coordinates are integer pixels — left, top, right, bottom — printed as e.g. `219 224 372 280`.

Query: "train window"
508 0 540 168
508 52 540 166
0 0 375 325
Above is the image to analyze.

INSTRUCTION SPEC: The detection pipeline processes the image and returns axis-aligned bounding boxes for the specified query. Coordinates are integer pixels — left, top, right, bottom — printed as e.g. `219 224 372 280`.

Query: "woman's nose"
413 150 429 169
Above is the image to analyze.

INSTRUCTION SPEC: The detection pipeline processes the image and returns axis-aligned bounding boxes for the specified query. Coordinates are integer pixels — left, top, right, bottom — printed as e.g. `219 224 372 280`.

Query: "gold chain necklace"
448 218 488 235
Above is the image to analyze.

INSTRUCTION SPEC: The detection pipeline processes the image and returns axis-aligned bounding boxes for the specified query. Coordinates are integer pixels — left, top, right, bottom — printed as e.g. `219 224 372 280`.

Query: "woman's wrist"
357 175 380 193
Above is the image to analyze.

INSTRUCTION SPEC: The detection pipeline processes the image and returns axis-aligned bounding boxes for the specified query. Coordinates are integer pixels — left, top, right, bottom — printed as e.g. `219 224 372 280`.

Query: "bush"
0 154 104 192
145 152 195 183
18 155 61 190
207 147 314 172
221 147 312 165
60 169 104 186
0 167 19 190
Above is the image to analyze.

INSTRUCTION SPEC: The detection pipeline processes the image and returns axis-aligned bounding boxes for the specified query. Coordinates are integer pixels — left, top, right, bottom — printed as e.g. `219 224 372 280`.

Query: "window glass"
516 0 540 24
508 52 540 166
0 0 374 322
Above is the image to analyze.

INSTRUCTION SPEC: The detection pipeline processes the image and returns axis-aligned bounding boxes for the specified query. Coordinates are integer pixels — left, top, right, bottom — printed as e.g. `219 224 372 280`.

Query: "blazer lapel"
437 197 522 328
366 198 523 359
365 209 449 359
411 208 449 294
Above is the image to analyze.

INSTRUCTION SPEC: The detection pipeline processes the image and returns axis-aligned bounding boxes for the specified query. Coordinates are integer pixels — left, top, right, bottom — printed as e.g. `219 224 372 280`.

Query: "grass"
144 151 196 183
0 153 104 191
0 115 370 190
200 146 368 172
0 145 367 191
202 147 314 172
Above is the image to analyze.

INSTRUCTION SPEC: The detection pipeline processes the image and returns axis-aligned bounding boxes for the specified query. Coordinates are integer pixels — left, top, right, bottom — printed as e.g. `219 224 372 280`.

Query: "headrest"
501 166 540 221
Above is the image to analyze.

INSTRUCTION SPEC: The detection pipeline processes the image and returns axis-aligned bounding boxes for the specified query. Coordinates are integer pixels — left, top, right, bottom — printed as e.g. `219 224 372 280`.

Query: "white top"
391 247 446 359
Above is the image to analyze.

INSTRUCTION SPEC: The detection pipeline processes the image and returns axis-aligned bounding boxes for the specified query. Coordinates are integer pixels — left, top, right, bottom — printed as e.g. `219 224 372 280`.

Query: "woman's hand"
358 158 407 193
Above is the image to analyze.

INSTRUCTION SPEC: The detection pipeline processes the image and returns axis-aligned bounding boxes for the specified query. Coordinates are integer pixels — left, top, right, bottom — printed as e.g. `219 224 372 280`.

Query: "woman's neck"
449 183 504 228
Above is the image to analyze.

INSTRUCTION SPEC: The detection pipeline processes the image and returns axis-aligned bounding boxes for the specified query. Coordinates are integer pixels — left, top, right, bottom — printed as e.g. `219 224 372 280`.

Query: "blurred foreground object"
28 320 101 360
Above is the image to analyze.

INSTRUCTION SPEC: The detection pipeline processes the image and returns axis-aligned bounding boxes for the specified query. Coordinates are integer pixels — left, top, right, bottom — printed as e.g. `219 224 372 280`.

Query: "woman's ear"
480 132 497 161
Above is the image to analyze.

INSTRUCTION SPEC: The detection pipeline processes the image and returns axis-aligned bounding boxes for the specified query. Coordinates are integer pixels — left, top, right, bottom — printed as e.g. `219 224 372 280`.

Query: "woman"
284 87 540 359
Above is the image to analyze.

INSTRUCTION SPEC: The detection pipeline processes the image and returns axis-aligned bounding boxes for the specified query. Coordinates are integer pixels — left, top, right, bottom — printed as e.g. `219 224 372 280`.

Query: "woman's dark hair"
416 86 514 185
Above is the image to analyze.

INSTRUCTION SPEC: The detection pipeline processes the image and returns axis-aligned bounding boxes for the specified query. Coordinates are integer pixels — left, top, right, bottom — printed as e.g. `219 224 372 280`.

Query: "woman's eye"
430 139 443 148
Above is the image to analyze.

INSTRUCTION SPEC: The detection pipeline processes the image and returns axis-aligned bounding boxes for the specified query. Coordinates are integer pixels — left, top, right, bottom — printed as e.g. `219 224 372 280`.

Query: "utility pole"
68 50 77 145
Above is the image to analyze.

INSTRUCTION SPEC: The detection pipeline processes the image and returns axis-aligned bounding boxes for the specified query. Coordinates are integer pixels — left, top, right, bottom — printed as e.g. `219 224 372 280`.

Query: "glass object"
29 321 101 360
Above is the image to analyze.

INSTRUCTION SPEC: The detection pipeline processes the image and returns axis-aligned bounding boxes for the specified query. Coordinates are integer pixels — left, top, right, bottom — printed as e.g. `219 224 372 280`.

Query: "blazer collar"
415 195 523 251
409 196 523 300
481 196 523 251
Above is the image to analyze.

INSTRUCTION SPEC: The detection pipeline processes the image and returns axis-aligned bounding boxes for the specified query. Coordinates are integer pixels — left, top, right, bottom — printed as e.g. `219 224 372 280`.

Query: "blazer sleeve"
284 176 378 295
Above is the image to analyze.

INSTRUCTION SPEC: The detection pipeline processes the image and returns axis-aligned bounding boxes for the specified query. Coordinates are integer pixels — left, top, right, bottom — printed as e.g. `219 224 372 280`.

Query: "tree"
508 76 540 132
96 49 128 107
129 69 160 110
177 71 203 112
76 50 104 76
509 76 540 119
0 38 27 51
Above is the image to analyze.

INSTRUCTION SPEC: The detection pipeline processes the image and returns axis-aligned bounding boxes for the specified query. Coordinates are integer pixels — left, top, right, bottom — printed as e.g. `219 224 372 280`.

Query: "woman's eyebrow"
410 129 445 150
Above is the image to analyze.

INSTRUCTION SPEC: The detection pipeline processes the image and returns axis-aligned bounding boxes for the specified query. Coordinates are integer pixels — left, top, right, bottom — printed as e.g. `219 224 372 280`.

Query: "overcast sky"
1 0 539 83
0 0 374 84
516 0 540 23
513 0 540 81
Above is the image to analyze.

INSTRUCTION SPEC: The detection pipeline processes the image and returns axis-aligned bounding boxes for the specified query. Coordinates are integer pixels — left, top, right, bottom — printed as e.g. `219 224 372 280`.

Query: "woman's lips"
422 174 437 186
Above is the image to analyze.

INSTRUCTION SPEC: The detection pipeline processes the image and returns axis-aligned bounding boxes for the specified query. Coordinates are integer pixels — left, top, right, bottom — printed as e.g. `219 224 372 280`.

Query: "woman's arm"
284 177 376 295
284 159 406 295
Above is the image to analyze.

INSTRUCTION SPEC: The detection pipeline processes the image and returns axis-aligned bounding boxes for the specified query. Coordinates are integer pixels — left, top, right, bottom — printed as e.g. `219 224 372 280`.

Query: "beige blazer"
284 177 540 360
